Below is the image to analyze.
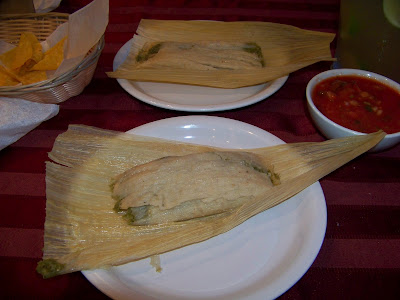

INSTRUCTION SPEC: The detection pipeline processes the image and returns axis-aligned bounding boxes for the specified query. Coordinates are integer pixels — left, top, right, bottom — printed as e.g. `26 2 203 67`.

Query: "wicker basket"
0 13 104 104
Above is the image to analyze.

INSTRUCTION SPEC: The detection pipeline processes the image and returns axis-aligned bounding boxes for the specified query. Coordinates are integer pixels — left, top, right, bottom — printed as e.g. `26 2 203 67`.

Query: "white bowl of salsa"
306 69 400 152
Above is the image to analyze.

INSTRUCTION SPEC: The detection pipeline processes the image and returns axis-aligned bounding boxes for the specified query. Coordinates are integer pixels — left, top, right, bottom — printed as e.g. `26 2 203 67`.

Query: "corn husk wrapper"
39 125 384 277
107 19 335 88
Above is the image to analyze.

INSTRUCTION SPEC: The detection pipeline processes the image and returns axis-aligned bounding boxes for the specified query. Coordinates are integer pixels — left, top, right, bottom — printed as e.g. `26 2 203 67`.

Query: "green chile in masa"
244 161 280 185
37 259 65 278
112 188 149 224
243 42 265 67
136 43 162 62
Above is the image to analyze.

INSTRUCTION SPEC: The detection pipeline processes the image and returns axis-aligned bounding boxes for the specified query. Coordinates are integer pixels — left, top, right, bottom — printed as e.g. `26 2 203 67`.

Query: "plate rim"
113 39 289 112
82 116 327 300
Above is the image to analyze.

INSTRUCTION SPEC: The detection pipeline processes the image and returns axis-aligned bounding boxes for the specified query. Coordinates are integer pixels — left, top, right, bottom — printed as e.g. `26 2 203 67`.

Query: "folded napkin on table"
0 97 59 151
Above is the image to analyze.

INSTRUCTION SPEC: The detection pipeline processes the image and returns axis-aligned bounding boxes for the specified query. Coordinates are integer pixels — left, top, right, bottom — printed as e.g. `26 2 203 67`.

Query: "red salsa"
312 75 400 134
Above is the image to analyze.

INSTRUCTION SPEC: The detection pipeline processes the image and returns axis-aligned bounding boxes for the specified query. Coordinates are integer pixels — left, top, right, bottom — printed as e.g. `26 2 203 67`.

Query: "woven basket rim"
0 12 69 20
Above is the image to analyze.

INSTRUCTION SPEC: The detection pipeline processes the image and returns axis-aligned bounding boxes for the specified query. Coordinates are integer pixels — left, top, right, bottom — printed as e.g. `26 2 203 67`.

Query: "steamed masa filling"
135 41 266 70
112 151 280 225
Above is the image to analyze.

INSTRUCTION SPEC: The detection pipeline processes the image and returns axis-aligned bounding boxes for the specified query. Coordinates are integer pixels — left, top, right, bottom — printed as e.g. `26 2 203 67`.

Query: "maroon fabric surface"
1 0 399 299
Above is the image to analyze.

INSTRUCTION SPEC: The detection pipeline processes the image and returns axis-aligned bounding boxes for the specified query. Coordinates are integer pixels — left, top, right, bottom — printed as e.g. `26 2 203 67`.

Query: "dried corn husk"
107 19 335 88
38 125 384 277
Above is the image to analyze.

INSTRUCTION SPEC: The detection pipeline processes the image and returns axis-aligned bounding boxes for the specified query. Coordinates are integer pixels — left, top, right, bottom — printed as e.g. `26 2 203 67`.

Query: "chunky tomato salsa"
312 75 400 134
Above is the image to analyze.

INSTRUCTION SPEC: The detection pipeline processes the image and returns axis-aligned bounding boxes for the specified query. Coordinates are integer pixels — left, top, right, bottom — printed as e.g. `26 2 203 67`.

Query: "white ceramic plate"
82 116 327 300
113 39 289 112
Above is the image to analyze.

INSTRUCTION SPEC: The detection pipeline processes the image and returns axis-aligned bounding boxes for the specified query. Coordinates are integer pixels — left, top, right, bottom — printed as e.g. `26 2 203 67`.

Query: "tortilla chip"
16 69 47 85
0 47 17 70
0 32 66 86
6 62 48 86
0 32 43 71
0 66 20 86
12 32 37 69
26 32 44 64
31 36 67 71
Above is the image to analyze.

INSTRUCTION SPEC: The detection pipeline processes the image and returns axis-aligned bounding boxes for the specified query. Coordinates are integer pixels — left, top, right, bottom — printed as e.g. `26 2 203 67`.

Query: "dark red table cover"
1 0 399 299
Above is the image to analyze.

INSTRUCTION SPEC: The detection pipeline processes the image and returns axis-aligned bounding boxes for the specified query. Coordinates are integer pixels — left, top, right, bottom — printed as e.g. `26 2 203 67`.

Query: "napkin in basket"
0 97 58 150
34 0 62 13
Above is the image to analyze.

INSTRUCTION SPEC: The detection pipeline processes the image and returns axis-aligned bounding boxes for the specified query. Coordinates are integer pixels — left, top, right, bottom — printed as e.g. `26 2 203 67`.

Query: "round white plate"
113 39 289 112
82 116 327 300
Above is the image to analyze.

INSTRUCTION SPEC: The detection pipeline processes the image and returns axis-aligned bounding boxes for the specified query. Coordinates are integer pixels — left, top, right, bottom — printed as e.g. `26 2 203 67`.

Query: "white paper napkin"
0 97 59 150
34 0 62 13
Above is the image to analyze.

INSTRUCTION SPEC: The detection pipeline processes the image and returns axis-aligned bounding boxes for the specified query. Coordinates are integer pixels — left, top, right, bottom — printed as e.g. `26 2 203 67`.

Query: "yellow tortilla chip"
0 32 43 71
0 64 18 80
25 32 44 64
0 32 65 86
16 70 47 85
6 60 47 85
16 62 35 77
0 66 20 86
32 42 44 63
0 46 17 70
31 36 67 71
19 32 44 71
11 32 36 69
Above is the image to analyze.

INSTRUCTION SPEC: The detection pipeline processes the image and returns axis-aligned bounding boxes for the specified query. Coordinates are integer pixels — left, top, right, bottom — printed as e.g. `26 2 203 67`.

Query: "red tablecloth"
1 0 399 299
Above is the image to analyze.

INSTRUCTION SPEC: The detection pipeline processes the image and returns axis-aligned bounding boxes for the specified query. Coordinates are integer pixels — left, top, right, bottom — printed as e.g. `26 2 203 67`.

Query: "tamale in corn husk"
37 125 384 278
111 151 281 225
107 19 335 88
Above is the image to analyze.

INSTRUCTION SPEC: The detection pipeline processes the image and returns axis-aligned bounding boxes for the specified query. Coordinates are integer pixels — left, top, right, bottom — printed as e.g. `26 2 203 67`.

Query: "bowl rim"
306 68 400 138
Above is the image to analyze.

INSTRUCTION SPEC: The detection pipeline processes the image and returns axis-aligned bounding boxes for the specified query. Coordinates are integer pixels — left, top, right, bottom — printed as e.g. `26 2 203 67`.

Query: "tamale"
112 151 280 225
107 19 335 88
134 41 265 70
37 125 385 278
